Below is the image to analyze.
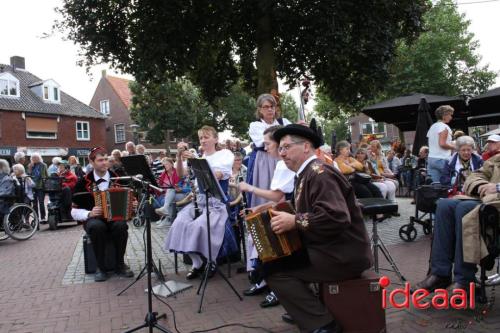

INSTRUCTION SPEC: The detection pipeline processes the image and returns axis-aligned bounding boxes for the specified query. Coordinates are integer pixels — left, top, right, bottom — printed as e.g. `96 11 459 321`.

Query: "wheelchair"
0 177 39 241
44 176 77 230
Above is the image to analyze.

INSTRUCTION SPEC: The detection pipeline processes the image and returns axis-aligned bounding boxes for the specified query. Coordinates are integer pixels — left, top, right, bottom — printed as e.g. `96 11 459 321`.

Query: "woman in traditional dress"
246 94 291 208
239 125 295 308
164 126 236 279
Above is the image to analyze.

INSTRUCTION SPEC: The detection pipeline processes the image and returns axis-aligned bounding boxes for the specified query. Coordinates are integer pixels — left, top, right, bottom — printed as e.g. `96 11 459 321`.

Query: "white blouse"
203 149 234 180
248 118 291 147
270 160 295 193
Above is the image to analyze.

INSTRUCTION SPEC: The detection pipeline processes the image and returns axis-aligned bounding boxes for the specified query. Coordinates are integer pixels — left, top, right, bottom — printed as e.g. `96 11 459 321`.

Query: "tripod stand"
196 189 243 313
188 158 242 313
117 186 174 298
123 184 172 333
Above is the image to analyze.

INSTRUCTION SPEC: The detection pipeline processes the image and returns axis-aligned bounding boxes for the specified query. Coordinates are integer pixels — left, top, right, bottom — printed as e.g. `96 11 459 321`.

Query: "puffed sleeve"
249 121 266 147
282 118 292 125
270 160 295 193
210 149 234 180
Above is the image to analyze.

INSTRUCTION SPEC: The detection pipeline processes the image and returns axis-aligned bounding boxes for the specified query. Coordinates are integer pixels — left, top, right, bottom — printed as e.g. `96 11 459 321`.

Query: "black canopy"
362 93 467 131
469 86 500 117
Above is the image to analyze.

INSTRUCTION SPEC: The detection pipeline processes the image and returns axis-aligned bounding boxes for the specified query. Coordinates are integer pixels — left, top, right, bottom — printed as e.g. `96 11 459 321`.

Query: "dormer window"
42 79 61 103
0 72 20 98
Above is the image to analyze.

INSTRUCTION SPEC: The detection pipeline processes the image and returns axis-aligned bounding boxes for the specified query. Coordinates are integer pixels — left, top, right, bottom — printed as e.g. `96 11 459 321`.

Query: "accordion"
245 201 302 263
93 187 134 222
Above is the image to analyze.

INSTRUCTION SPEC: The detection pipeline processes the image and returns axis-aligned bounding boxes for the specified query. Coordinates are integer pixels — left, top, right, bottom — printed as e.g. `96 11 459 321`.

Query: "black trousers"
85 219 128 271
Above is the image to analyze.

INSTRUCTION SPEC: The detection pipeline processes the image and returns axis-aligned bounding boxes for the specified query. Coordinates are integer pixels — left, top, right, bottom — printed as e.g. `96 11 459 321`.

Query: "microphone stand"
118 176 174 333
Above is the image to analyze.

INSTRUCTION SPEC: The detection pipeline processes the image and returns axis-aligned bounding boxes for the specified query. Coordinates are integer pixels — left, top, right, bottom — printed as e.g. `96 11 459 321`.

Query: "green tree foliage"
56 0 427 105
385 0 496 98
278 92 299 122
313 91 351 144
130 77 256 142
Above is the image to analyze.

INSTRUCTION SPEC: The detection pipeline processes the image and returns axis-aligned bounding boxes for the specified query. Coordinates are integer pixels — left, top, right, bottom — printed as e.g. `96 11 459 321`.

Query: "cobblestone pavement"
0 197 499 332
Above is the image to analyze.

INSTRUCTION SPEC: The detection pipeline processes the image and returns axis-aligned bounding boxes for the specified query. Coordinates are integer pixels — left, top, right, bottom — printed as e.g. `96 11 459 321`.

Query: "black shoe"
260 292 279 308
95 269 108 282
186 265 205 280
311 320 342 333
281 313 295 325
39 220 48 225
243 284 268 296
115 264 134 278
415 274 451 292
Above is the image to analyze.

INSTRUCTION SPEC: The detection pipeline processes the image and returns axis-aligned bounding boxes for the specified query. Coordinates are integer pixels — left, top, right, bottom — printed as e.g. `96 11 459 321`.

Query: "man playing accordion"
71 147 134 282
267 124 373 333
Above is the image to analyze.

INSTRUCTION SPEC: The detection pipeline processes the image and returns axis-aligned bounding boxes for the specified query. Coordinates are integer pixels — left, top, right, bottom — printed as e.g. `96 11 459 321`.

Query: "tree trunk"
165 130 171 156
256 0 278 95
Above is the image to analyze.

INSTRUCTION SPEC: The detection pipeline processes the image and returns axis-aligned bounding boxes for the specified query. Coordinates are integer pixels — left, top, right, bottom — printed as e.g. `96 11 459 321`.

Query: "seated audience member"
440 136 482 189
152 150 166 180
71 147 134 282
266 124 373 333
416 135 500 292
108 150 126 176
335 142 382 199
0 159 15 218
56 161 77 218
362 141 398 201
12 164 34 204
155 157 186 227
68 155 85 179
136 144 146 155
48 157 62 176
125 141 136 155
481 135 500 161
386 150 401 177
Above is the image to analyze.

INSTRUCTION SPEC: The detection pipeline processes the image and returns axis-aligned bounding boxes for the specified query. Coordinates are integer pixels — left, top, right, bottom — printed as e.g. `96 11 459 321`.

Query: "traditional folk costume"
164 149 238 267
71 170 131 275
268 125 373 333
246 118 290 207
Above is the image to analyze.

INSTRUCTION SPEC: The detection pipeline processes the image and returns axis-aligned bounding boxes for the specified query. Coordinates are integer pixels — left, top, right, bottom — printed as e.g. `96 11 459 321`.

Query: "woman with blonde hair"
366 140 398 201
164 125 238 279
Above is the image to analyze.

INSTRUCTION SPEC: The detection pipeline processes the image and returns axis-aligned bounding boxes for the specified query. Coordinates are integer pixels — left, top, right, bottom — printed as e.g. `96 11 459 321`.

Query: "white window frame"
76 121 90 141
361 121 386 136
42 79 61 103
100 100 110 115
114 123 126 143
0 72 20 98
26 131 57 140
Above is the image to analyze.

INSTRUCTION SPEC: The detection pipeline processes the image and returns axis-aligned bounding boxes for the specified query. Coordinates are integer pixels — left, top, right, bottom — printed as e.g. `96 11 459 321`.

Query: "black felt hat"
273 124 321 149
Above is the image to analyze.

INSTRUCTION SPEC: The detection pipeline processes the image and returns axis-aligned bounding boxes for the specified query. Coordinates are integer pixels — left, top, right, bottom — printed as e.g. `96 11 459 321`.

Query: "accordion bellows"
245 201 302 262
93 187 134 222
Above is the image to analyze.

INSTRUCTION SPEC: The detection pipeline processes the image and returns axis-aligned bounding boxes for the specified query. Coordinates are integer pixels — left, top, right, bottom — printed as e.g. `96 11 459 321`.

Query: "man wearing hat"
268 124 373 333
416 135 500 292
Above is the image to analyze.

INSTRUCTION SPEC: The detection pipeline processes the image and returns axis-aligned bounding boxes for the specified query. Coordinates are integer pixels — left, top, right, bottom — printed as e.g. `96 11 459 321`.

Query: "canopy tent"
362 93 467 131
480 127 500 137
469 87 500 117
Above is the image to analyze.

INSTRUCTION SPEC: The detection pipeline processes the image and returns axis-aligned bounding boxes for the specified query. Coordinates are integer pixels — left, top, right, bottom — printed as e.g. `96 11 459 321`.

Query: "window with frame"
25 117 58 139
0 73 20 98
76 121 90 141
100 100 110 115
361 122 386 135
42 84 60 103
115 124 125 143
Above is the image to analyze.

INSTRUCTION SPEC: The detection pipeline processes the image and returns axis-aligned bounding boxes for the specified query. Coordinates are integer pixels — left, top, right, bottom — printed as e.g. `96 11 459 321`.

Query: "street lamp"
130 124 140 145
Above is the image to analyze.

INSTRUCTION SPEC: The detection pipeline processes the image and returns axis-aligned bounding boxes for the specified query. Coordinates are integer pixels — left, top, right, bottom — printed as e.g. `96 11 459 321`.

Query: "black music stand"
118 155 173 333
188 158 243 313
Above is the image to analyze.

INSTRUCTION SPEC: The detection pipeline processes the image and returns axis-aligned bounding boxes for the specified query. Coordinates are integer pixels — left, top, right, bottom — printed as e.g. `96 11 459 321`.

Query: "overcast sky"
1 0 499 107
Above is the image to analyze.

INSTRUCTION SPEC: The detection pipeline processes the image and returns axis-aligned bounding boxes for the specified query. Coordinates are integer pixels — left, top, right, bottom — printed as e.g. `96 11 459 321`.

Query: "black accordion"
245 201 302 263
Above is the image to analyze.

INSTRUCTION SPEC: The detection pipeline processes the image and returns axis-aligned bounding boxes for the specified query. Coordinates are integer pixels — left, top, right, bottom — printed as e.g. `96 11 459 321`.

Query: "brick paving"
0 197 499 332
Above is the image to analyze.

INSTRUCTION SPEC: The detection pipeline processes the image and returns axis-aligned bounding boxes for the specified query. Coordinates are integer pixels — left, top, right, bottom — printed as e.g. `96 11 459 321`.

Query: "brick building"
89 71 178 154
0 56 106 165
348 113 415 150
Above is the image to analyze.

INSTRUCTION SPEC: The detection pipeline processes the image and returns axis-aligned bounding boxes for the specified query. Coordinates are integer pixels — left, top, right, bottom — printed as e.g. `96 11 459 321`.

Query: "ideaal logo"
379 276 475 310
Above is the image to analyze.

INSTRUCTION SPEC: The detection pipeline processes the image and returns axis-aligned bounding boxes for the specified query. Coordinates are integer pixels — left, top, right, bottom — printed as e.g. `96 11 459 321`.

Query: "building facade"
0 56 105 165
89 71 179 154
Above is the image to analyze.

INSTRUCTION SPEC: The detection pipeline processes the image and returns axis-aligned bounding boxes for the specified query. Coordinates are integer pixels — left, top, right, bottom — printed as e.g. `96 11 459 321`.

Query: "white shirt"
248 118 291 147
71 170 111 221
296 155 318 177
203 149 234 180
427 121 452 159
270 160 295 193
